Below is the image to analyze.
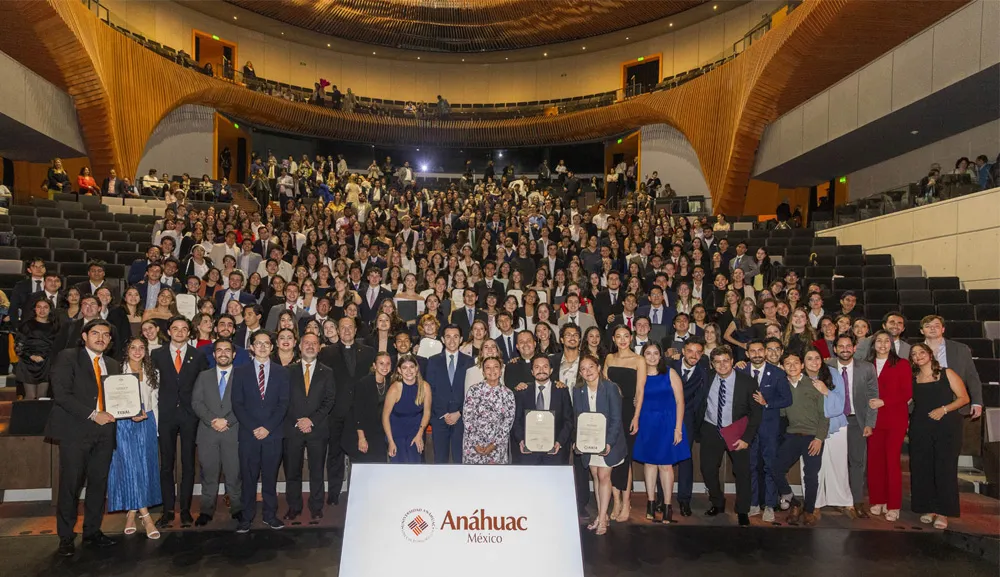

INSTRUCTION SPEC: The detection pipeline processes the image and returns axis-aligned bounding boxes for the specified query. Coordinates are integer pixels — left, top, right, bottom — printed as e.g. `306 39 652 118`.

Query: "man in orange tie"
45 319 121 557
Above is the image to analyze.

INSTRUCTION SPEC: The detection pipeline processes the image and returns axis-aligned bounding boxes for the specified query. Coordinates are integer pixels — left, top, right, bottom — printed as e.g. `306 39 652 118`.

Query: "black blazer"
358 284 393 323
317 342 375 419
151 344 209 423
592 290 624 330
9 277 44 325
44 348 121 442
56 317 123 359
474 279 506 309
512 381 574 450
450 306 487 339
502 357 534 391
283 360 336 437
671 357 710 424
694 370 762 445
101 177 127 197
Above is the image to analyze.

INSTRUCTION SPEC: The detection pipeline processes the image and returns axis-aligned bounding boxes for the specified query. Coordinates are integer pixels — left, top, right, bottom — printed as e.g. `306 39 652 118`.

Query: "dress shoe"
156 511 174 528
57 539 75 557
264 518 285 530
235 521 251 534
194 514 212 527
738 514 750 527
283 510 300 521
704 506 723 517
310 511 324 522
327 493 340 506
82 532 117 548
840 506 858 519
853 504 870 519
678 501 692 517
180 511 194 526
803 511 820 526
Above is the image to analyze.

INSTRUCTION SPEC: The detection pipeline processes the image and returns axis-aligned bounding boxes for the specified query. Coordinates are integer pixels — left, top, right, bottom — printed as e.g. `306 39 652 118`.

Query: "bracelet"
941 406 948 414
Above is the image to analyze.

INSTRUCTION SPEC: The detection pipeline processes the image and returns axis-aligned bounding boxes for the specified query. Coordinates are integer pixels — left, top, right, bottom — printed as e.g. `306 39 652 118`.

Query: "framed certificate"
575 413 607 454
103 374 143 419
175 294 198 320
525 410 555 453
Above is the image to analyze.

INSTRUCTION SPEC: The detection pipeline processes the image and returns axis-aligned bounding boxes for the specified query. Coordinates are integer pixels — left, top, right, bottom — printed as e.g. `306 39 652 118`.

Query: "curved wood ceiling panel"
0 0 968 216
224 0 705 52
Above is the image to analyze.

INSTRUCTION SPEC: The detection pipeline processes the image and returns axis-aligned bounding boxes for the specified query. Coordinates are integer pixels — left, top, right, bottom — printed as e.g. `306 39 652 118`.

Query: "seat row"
3 215 159 229
0 245 148 266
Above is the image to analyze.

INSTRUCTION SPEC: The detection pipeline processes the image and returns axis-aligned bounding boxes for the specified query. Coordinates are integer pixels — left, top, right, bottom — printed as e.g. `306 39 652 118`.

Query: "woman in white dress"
799 346 852 510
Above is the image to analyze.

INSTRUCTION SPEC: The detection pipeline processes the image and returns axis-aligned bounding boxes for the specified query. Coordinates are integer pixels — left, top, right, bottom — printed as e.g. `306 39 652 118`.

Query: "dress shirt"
301 360 314 386
929 340 949 368
239 254 255 273
44 291 59 308
192 260 209 279
86 347 109 414
534 380 553 410
837 360 855 415
217 365 232 396
749 363 765 384
145 281 161 306
608 290 619 306
223 290 242 310
649 306 665 324
253 359 272 396
692 283 704 299
633 339 648 355
807 309 825 329
170 343 188 365
705 372 735 428
502 332 515 356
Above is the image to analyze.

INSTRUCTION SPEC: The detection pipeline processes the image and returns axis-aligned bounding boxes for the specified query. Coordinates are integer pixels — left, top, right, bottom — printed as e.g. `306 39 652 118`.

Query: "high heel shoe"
124 511 137 535
645 501 656 521
660 504 674 524
140 513 160 540
595 519 608 536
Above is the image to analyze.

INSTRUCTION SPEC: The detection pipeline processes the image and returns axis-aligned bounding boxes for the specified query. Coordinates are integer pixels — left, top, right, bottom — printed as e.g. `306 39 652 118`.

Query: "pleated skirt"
107 414 162 512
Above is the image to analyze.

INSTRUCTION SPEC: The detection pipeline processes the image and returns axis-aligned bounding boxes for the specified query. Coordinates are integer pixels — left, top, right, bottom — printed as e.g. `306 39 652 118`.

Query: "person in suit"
47 320 120 556
57 295 123 359
557 293 597 334
128 246 163 286
134 262 165 309
358 267 392 323
151 316 209 528
101 169 127 197
236 240 263 279
512 356 574 465
190 338 243 527
7 257 47 325
235 305 265 351
738 339 792 522
729 242 759 279
450 288 487 338
425 325 474 463
854 311 911 361
920 314 983 419
20 271 65 323
637 285 676 331
251 227 279 261
232 331 290 532
283 333 336 521
316 317 374 505
592 271 625 330
827 333 879 518
542 243 566 281
74 261 119 300
695 345 762 526
216 271 257 313
608 293 640 335
671 338 709 516
662 312 705 355
199 314 253 368
493 311 519 363
474 261 506 309
502 330 538 391
265 283 302 332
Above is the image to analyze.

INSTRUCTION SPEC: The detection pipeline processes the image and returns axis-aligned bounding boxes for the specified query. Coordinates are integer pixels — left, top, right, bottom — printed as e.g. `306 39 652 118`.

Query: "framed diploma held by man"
103 374 143 419
576 413 607 454
525 410 555 453
175 293 197 320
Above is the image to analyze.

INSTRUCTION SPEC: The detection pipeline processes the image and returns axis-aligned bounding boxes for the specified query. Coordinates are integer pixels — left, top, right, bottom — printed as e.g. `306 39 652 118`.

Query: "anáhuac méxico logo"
401 509 528 544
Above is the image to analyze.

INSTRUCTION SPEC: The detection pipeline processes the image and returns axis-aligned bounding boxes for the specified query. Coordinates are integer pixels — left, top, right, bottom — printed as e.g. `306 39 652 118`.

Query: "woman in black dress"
14 297 60 399
603 325 647 522
349 351 393 463
908 343 969 530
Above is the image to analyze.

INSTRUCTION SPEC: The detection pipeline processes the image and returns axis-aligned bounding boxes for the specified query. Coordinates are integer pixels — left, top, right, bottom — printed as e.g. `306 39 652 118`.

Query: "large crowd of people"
7 151 984 557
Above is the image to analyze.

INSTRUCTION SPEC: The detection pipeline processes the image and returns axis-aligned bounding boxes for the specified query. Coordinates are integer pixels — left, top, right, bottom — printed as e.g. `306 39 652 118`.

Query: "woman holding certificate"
573 354 626 536
462 356 516 465
107 337 162 539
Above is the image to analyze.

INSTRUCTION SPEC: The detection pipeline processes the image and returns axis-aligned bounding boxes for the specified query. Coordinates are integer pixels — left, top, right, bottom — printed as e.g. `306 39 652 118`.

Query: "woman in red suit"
865 330 912 521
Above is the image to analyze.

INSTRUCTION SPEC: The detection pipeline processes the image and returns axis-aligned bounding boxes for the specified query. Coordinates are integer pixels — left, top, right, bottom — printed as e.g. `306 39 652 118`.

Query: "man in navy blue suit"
199 315 252 368
359 267 392 323
232 331 290 532
637 285 675 332
493 311 518 363
425 325 473 463
672 338 708 517
739 338 792 522
216 271 256 313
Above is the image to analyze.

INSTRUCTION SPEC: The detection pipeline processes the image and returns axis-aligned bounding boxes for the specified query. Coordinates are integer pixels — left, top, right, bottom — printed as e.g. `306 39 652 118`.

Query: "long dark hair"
640 341 668 375
582 326 609 360
802 345 834 390
123 336 159 390
865 330 901 367
909 342 942 380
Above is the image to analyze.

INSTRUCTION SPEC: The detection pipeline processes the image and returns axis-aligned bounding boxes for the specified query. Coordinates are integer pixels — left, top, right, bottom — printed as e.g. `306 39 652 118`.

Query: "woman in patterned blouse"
462 356 516 464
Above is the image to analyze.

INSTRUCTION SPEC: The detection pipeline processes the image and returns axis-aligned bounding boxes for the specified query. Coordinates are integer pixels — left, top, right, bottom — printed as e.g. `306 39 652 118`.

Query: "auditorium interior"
0 0 997 575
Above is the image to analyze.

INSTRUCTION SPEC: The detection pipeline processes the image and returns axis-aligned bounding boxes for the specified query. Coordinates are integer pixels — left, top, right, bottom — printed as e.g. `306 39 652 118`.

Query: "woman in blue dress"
107 337 162 539
632 342 690 524
382 355 431 463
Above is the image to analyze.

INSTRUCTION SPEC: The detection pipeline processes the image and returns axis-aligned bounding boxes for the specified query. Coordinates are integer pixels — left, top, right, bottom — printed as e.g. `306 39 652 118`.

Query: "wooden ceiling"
222 0 706 52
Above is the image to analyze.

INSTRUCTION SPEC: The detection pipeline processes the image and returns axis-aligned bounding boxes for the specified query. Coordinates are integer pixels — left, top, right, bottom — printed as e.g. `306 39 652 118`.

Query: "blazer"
512 381 574 450
215 289 256 313
358 283 393 323
128 259 153 285
134 280 164 309
825 358 879 430
729 255 759 279
737 362 792 421
235 253 263 278
854 335 911 363
557 311 597 334
191 366 240 441
474 279 507 309
283 360 336 437
9 277 44 325
592 290 625 330
502 357 535 391
450 306 487 339
572 379 627 467
671 358 710 424
231 360 290 442
198 341 252 368
872 358 912 431
425 350 474 419
694 370 762 445
636 304 676 329
944 339 983 412
101 177 127 197
662 326 705 351
317 342 375 419
44 348 122 442
494 333 519 363
151 343 209 424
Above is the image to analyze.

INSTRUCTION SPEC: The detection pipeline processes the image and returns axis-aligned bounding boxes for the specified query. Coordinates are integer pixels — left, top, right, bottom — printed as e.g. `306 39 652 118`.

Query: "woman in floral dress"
462 356 516 464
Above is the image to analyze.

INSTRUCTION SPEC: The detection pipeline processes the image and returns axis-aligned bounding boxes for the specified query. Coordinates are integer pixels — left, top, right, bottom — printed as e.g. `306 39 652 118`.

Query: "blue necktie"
717 377 727 429
467 308 474 326
653 308 659 324
219 370 228 399
753 369 760 383
448 354 456 384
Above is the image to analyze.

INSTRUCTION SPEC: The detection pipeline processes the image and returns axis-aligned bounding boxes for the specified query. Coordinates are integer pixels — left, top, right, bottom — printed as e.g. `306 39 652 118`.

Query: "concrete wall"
753 0 999 176
137 104 214 180
817 187 1000 289
639 124 710 198
846 120 1000 199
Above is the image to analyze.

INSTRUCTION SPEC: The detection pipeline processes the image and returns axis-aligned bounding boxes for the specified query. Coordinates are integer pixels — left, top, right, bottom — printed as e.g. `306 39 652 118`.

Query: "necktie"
50 295 57 308
717 377 727 428
842 366 851 416
35 280 41 292
507 336 513 357
258 363 266 399
304 363 312 395
536 385 545 410
626 317 632 330
653 309 660 324
227 291 236 308
219 370 228 399
468 308 474 325
610 292 616 306
753 369 760 383
94 356 104 411
448 354 456 384
682 368 690 382
174 349 183 373
571 316 577 325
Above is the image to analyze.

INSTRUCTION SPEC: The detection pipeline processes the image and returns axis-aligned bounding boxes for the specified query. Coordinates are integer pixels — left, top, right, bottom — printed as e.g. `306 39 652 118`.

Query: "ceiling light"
420 164 429 172
582 46 586 50
461 58 465 62
505 57 508 60
233 16 237 20
543 52 548 56
417 57 421 60
626 36 630 40
280 32 284 35
498 152 504 158
327 43 331 47
911 130 919 135
372 51 376 55
669 22 673 27
713 4 718 9
416 148 420 151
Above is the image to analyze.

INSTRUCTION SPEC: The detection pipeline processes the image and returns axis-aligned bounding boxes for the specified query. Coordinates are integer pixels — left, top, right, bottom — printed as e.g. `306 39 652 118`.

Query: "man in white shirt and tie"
10 257 47 324
217 271 253 313
494 312 518 362
632 317 653 354
512 356 573 465
730 241 759 279
238 239 262 278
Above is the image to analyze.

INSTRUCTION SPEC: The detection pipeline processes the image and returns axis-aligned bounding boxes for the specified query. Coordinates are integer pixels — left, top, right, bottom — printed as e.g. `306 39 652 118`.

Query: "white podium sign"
340 464 584 577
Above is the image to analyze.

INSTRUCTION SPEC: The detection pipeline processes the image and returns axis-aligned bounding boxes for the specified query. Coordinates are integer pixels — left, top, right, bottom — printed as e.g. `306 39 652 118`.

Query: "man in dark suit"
46 320 120 556
74 261 118 300
317 317 375 505
358 267 392 323
215 271 256 313
542 243 565 281
232 331 290 532
564 171 581 203
199 314 252 368
100 168 127 197
151 316 209 528
134 262 165 309
283 334 336 522
637 285 676 332
251 227 279 260
503 330 538 391
474 261 506 309
7 257 46 325
512 356 574 465
672 338 709 516
57 295 122 358
592 271 625 330
695 345 762 526
234 304 264 351
493 312 518 363
127 246 162 285
21 271 66 323
425 325 474 463
662 313 705 355
450 288 487 338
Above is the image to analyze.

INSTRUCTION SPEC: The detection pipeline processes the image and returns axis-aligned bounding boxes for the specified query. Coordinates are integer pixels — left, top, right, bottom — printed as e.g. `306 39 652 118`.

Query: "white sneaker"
748 505 761 517
762 507 775 522
885 509 899 522
870 504 885 516
779 497 792 511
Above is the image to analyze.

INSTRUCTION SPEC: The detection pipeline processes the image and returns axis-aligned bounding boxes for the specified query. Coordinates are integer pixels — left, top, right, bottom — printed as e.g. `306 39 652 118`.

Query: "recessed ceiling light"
911 130 919 135
582 46 586 50
417 56 421 60
505 57 508 60
713 4 718 9
543 52 548 56
626 36 630 40
669 22 673 27
280 32 284 35
372 51 376 55
233 15 238 20
462 58 465 62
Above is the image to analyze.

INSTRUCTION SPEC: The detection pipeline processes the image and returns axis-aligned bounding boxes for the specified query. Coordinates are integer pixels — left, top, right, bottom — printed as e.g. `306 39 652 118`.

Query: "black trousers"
159 412 198 514
326 416 348 499
284 432 329 515
56 432 114 540
572 452 591 511
699 421 752 514
515 448 567 466
676 415 698 503
240 436 283 523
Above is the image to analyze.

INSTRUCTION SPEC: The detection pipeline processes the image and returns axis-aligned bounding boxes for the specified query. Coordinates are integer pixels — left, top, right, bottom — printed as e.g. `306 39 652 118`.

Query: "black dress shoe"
704 506 723 517
310 511 324 521
156 512 174 528
738 513 750 527
678 501 692 517
232 512 243 521
194 514 212 527
82 532 117 547
327 493 340 506
283 510 300 521
180 511 194 526
57 539 75 557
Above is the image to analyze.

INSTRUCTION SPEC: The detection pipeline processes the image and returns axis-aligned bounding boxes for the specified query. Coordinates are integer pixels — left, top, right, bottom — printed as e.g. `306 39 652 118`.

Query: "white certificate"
175 293 197 320
525 410 555 453
576 413 607 454
103 374 143 419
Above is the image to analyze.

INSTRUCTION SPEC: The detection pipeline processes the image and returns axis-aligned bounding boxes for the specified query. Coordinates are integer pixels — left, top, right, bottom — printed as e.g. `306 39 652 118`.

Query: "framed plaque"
175 293 198 320
575 413 607 454
525 410 555 453
103 374 143 419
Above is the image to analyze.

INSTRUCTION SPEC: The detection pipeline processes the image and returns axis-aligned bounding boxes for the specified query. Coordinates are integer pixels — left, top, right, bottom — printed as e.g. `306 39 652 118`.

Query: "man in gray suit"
827 333 879 518
855 311 911 361
920 315 983 418
191 338 243 527
557 293 597 334
236 239 262 280
729 241 759 279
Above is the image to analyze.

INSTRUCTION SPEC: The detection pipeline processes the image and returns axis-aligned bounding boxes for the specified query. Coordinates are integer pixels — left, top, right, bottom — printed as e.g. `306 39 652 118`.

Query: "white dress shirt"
534 379 553 410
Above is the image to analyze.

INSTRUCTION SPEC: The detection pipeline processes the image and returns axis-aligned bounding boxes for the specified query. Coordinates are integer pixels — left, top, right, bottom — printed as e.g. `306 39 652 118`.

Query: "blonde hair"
395 354 428 405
